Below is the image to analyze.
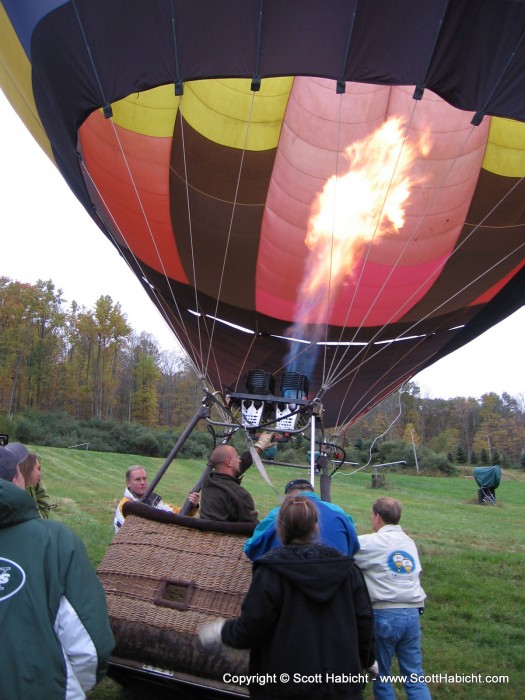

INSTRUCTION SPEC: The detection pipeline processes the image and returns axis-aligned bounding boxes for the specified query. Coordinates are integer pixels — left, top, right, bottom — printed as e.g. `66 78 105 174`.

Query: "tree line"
343 384 525 468
0 277 201 430
1 276 524 467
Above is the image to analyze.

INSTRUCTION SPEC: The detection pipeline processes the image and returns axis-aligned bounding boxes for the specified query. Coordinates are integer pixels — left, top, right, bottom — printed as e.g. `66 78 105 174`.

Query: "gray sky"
1 91 523 401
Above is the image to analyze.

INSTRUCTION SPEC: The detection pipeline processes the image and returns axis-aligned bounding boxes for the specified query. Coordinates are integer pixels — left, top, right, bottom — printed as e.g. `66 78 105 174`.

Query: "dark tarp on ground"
473 465 501 489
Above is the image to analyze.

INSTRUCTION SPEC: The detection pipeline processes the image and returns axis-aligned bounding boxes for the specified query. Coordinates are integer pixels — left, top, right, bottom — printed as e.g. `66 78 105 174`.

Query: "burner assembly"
228 370 316 432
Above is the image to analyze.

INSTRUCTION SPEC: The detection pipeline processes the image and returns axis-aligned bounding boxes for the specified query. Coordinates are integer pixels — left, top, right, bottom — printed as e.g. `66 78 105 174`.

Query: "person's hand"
254 432 274 452
365 660 378 679
198 618 225 649
188 491 200 506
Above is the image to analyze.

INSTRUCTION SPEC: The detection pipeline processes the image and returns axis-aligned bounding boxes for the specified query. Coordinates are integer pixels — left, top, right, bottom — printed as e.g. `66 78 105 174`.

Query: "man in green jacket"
0 446 114 699
199 444 260 524
199 433 274 524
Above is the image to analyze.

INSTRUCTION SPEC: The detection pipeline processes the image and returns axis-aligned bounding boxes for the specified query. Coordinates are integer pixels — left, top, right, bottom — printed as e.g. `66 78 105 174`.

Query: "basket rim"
122 500 256 536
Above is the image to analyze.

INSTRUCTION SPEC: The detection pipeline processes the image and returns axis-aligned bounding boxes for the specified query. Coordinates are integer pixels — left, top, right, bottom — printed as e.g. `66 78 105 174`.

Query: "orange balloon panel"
80 111 189 285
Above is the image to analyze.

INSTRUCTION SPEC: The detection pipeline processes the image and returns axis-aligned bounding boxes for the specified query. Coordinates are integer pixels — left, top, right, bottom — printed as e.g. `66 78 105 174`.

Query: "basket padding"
122 499 257 536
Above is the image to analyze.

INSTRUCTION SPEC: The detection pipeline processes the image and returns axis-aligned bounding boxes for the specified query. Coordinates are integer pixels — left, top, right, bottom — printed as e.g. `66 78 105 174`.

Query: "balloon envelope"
1 1 524 427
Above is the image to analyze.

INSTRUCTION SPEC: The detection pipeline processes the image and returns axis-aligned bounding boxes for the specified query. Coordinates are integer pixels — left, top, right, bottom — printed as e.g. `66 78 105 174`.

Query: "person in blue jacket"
243 477 359 560
0 446 114 699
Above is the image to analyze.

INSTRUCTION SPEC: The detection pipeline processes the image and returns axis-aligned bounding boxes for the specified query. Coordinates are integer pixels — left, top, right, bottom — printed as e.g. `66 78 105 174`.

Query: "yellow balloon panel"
0 5 54 162
110 84 180 138
483 116 525 178
182 77 294 151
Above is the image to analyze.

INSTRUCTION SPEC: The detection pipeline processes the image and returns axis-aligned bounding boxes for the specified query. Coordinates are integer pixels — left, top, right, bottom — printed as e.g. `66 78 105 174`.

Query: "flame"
285 116 429 373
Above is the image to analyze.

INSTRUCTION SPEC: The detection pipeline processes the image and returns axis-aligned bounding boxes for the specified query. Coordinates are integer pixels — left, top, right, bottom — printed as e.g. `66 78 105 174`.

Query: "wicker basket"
98 502 256 695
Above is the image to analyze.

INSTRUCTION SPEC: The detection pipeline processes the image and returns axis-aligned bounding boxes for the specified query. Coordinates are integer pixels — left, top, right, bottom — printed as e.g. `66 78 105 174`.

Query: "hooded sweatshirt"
0 480 114 699
221 544 375 699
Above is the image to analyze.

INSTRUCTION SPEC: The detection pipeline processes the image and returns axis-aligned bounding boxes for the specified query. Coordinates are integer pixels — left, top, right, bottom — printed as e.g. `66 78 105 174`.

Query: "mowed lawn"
23 445 525 699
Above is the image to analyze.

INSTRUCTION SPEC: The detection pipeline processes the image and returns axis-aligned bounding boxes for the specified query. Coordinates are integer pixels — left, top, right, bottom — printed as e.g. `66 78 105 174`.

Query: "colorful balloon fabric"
1 1 524 428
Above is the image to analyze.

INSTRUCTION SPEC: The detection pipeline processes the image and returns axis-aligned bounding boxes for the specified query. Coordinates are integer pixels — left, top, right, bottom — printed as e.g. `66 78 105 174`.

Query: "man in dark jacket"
199 434 273 524
199 444 259 524
0 446 115 699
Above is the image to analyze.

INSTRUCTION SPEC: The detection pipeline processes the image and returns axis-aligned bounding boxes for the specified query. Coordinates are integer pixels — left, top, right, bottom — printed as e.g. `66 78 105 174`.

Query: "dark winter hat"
0 446 18 481
4 442 29 465
284 478 314 495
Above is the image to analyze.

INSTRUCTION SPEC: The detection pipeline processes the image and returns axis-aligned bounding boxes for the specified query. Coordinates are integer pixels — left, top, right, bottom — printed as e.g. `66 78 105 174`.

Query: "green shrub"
156 428 180 455
179 431 214 459
13 411 47 444
416 447 457 475
130 429 160 456
108 421 152 454
278 447 305 464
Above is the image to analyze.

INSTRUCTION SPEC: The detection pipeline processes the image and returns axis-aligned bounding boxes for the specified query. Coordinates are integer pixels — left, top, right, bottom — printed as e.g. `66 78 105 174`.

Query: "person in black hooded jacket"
199 495 375 700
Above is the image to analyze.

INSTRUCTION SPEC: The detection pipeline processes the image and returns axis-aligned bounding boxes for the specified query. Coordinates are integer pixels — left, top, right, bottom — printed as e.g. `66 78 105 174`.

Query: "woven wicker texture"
98 514 252 684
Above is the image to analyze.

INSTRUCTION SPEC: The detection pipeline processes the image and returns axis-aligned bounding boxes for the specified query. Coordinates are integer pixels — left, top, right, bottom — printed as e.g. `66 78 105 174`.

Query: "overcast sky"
1 91 523 401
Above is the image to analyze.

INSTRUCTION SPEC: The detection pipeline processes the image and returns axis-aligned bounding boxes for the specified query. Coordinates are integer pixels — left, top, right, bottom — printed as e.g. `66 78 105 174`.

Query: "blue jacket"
243 491 360 560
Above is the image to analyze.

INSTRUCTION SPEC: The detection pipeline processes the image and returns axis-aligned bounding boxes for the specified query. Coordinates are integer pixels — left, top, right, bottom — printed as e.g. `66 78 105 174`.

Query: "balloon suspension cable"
172 85 259 392
318 124 423 429
79 119 205 375
176 100 208 379
72 0 202 376
74 80 214 381
71 1 112 118
319 108 524 430
203 90 258 384
322 97 460 392
73 0 201 372
332 387 404 477
315 98 432 426
323 99 424 389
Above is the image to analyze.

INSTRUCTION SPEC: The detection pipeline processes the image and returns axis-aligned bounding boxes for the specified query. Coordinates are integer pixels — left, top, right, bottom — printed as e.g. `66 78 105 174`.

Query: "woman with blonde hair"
200 495 375 700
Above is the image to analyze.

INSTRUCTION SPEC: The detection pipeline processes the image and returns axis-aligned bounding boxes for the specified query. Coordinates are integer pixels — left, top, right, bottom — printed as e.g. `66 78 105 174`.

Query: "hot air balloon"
1 0 524 433
1 1 524 694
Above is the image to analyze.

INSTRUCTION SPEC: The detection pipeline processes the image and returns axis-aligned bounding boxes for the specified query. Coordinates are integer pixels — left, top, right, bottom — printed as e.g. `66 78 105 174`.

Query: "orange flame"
301 116 429 323
285 116 429 374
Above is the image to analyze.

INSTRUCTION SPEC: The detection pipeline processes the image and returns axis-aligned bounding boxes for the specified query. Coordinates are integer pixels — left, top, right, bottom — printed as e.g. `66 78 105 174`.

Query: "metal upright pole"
410 429 419 473
318 452 331 502
179 462 212 515
310 414 316 487
142 403 211 502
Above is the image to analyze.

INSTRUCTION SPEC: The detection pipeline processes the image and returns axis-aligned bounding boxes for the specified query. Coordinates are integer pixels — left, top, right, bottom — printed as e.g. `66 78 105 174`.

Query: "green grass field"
24 445 525 699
